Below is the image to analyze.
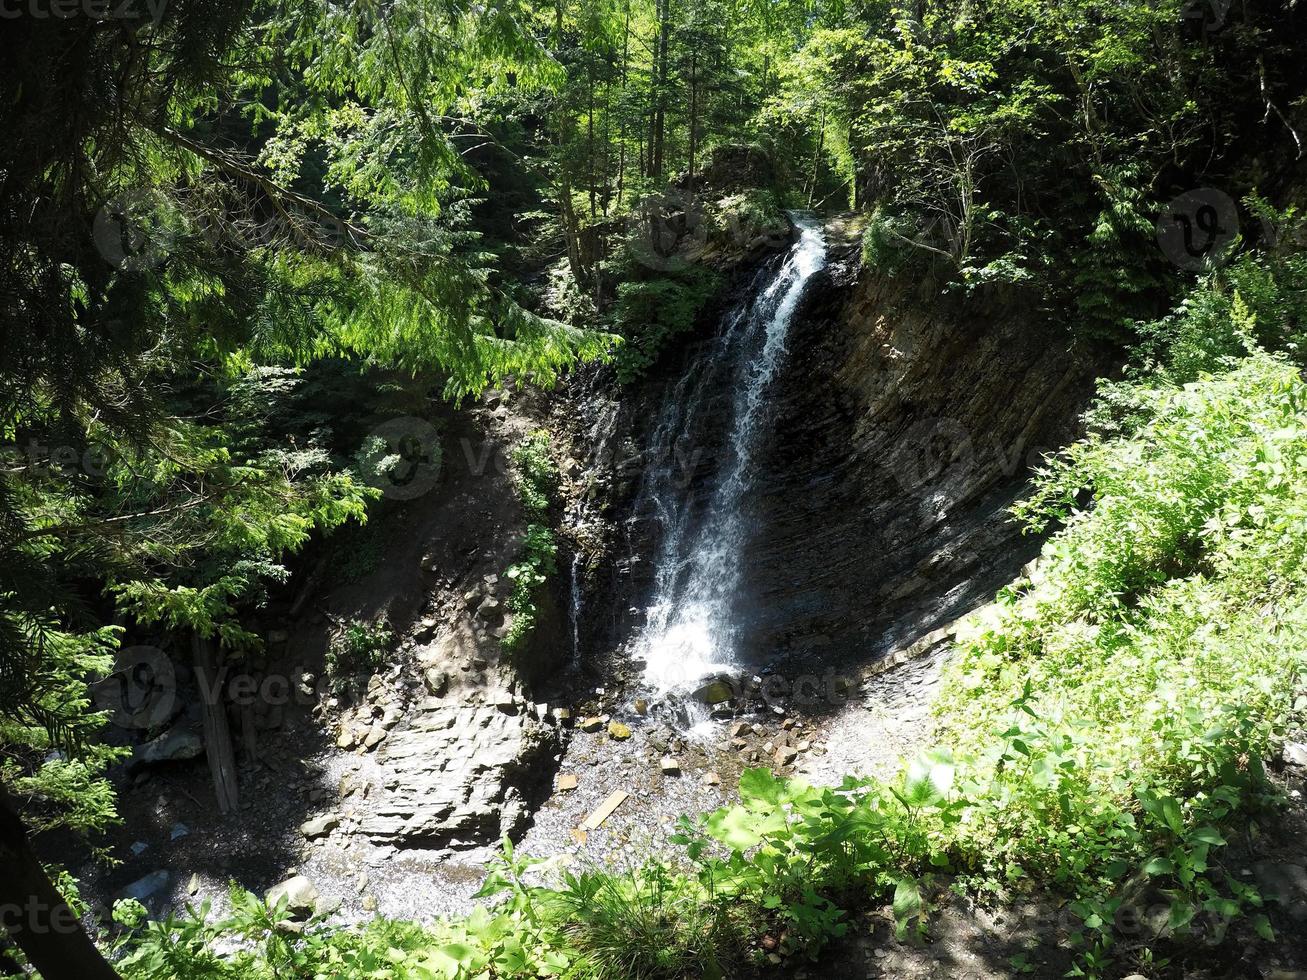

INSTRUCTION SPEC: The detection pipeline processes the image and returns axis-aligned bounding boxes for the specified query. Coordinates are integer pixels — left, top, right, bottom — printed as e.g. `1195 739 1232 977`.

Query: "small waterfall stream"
633 215 827 698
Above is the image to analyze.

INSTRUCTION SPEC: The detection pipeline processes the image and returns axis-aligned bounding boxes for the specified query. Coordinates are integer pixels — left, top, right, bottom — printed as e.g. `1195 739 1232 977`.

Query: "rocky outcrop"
359 700 559 848
737 246 1102 670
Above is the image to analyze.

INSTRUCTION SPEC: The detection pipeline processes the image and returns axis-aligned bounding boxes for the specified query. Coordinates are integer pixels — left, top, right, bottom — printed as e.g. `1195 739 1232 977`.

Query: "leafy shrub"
502 432 559 652
612 267 723 383
325 618 393 685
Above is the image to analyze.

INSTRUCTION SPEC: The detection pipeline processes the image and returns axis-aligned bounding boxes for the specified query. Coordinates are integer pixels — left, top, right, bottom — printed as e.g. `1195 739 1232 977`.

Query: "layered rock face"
733 249 1101 668
360 700 558 847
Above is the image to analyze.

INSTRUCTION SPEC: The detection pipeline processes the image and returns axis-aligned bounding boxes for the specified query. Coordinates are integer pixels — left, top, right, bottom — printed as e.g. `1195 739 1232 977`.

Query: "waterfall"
634 215 827 696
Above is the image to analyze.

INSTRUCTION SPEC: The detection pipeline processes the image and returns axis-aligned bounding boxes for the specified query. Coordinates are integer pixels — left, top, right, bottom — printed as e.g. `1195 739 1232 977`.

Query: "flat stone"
701 771 721 786
122 870 169 904
774 745 798 767
362 725 388 749
132 728 203 767
169 822 190 841
300 814 341 839
579 716 603 733
557 773 579 792
659 757 681 775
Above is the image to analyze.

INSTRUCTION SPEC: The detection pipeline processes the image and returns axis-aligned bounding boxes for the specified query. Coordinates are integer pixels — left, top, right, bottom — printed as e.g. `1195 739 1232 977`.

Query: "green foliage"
612 267 723 383
325 619 394 687
503 432 560 652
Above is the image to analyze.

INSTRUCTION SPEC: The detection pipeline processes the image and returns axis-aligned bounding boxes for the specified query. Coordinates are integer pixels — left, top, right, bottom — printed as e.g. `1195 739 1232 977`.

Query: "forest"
3 0 1307 977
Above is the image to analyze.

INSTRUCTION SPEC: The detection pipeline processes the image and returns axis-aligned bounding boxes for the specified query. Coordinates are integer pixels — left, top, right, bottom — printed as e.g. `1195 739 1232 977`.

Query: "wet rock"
187 873 200 896
130 841 149 857
169 822 190 841
692 677 735 706
300 813 341 839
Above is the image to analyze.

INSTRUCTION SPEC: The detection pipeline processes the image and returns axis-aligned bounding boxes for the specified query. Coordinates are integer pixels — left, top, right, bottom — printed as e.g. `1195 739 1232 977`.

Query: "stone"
1284 742 1307 768
187 873 200 896
634 698 649 716
701 771 721 786
553 707 572 724
579 716 603 733
363 725 388 749
131 728 203 767
300 813 341 839
774 745 798 767
130 840 149 856
357 702 559 848
423 668 449 696
336 727 357 750
477 596 503 621
557 773 579 792
169 822 190 841
659 757 681 775
266 875 319 914
122 870 170 904
729 721 752 738
606 721 632 740
692 677 735 706
361 894 378 912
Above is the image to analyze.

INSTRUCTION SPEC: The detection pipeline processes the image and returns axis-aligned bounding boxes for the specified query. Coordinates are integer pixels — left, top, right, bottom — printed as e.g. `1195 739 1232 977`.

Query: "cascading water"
633 215 827 698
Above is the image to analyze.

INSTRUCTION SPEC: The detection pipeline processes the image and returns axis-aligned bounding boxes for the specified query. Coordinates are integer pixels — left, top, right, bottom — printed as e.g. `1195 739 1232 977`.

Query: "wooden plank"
581 790 629 830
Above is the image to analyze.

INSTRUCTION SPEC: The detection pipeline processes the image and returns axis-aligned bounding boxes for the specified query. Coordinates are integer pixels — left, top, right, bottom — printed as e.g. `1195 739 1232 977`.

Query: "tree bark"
192 633 239 814
0 785 120 979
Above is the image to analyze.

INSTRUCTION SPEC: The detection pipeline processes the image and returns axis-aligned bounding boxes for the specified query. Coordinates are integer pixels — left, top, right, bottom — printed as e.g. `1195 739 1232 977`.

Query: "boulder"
692 677 735 706
266 875 319 914
131 728 203 768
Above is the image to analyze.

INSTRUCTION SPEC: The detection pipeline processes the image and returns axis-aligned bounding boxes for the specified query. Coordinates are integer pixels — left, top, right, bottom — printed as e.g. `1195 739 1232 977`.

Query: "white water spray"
634 216 827 695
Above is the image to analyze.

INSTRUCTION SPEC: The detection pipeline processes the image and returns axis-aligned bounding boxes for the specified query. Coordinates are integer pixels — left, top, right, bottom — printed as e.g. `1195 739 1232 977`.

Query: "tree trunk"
192 633 239 814
687 48 699 194
651 0 671 180
0 785 120 979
